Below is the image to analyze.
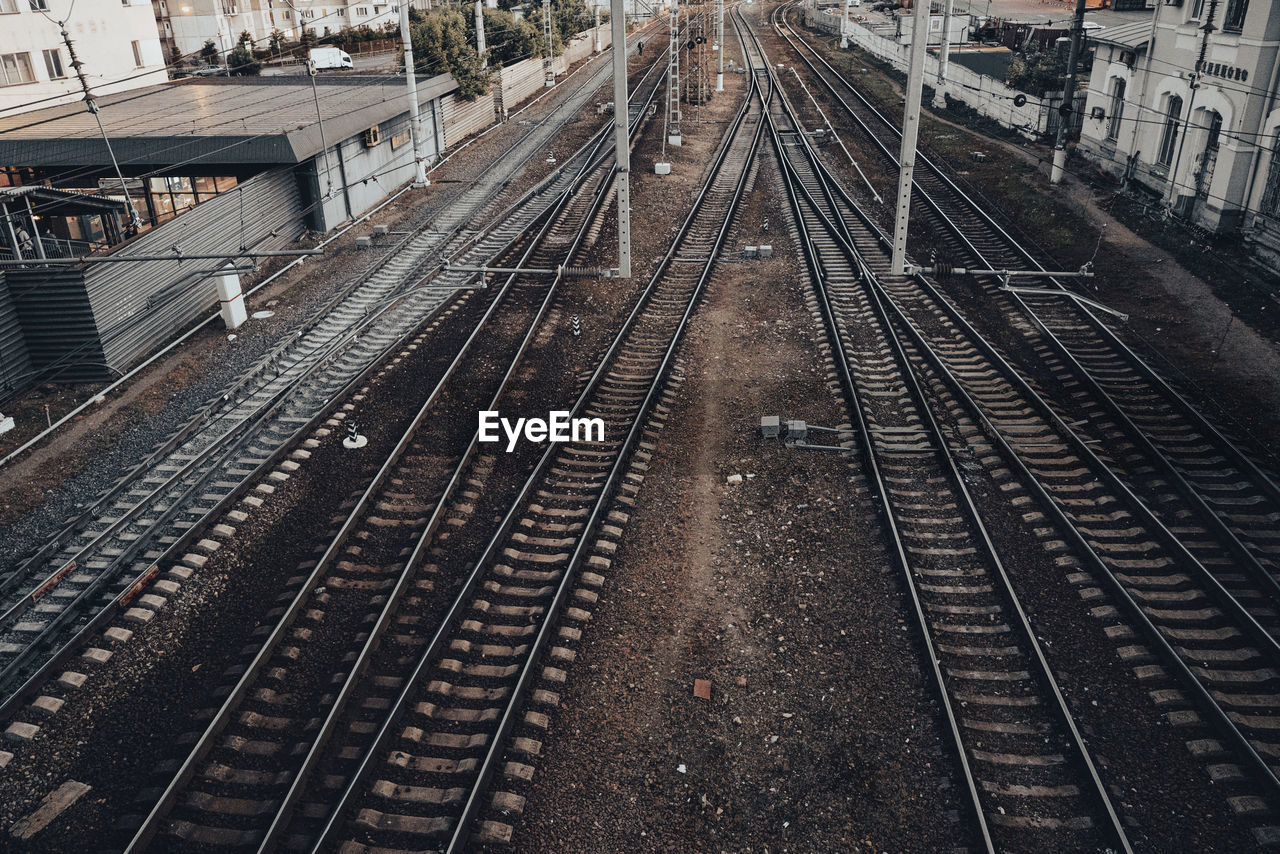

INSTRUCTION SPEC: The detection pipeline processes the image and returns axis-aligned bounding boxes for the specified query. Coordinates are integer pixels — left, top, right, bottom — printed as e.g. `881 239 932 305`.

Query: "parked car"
308 47 354 71
175 64 227 78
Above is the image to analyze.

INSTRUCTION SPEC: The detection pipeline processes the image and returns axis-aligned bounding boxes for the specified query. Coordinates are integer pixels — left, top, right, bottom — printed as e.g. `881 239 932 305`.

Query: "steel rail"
122 51 670 854
770 34 1280 795
254 63 670 854
772 9 1280 611
755 16 1131 851
308 40 770 854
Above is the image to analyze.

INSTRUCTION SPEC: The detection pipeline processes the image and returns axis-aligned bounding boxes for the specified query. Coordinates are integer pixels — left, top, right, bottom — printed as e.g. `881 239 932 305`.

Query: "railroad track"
0 39 665 723
751 9 1280 843
119 68 664 851
117 39 736 854
284 40 767 854
751 16 1132 850
771 8 1280 588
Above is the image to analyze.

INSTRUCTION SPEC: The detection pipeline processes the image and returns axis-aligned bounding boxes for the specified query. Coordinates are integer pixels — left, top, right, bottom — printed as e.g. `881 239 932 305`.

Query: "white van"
309 47 354 71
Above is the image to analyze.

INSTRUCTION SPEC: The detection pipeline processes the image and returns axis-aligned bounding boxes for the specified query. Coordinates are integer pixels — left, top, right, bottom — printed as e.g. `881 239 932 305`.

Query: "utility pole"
840 0 850 49
716 0 724 92
61 27 142 232
931 0 952 109
1050 0 1086 184
544 0 555 86
399 0 429 187
306 58 336 199
891 0 930 273
594 4 602 53
475 0 486 66
667 1 682 145
611 0 630 277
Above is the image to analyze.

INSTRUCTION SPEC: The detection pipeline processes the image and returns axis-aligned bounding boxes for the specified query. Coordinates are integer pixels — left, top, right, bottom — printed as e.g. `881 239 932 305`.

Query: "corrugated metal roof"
0 73 459 169
1090 20 1153 49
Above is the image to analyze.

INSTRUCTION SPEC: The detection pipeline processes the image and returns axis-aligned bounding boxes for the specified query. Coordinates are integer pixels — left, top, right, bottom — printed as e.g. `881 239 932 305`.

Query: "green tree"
1006 44 1066 99
410 7 490 100
269 28 286 56
200 39 219 66
475 7 541 67
228 30 261 74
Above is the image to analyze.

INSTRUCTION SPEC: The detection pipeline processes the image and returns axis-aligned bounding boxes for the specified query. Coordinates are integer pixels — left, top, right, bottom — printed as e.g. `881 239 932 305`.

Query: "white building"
0 0 167 116
1077 0 1280 261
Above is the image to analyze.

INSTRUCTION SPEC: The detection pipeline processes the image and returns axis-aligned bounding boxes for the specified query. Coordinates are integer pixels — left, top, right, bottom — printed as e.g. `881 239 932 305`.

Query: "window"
131 40 143 67
28 0 47 9
42 47 63 79
1190 0 1204 17
0 53 34 86
335 7 343 14
1262 137 1280 216
0 0 17 13
1205 110 1222 151
1223 0 1248 30
356 6 368 13
1158 95 1183 167
1106 78 1125 141
281 8 291 17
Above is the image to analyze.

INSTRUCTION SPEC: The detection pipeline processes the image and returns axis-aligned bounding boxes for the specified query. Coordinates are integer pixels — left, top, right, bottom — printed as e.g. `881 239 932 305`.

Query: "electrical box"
785 420 807 442
760 415 780 438
373 224 389 237
355 236 372 249
655 162 671 175
758 245 773 258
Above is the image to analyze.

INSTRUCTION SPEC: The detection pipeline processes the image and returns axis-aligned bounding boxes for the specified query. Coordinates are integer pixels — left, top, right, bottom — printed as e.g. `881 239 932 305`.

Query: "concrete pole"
595 4 602 53
840 0 850 49
611 0 630 277
716 0 724 91
931 0 952 109
891 0 931 274
1050 0 1086 184
399 0 430 187
475 0 487 66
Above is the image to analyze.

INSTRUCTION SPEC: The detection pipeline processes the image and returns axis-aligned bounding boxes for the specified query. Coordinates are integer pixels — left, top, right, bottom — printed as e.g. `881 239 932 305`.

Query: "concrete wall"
807 8 1051 140
0 0 167 116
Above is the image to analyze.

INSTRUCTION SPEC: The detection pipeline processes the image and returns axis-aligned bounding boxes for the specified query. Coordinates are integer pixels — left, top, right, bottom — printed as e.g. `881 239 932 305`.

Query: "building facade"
159 0 422 64
1077 0 1280 260
0 0 167 115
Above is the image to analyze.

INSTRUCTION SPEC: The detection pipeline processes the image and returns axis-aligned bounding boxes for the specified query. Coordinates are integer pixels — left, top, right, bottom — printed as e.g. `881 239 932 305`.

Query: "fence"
807 8 1053 139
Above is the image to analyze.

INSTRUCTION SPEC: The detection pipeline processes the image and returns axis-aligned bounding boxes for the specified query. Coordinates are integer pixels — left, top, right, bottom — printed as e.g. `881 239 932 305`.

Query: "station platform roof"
0 73 458 169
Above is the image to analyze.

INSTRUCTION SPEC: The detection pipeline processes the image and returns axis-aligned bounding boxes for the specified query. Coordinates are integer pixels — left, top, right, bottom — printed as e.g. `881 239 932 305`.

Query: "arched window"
1106 78 1126 140
1262 136 1280 216
1158 95 1183 167
1205 110 1223 152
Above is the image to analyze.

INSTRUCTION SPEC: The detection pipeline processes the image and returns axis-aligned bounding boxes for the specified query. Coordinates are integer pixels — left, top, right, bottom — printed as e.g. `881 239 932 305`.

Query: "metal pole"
22 197 45 261
891 0 930 274
931 0 952 108
62 27 143 232
307 61 336 200
544 0 555 86
1050 0 1086 184
611 0 630 277
840 0 850 49
399 0 430 187
475 0 487 66
716 0 724 91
